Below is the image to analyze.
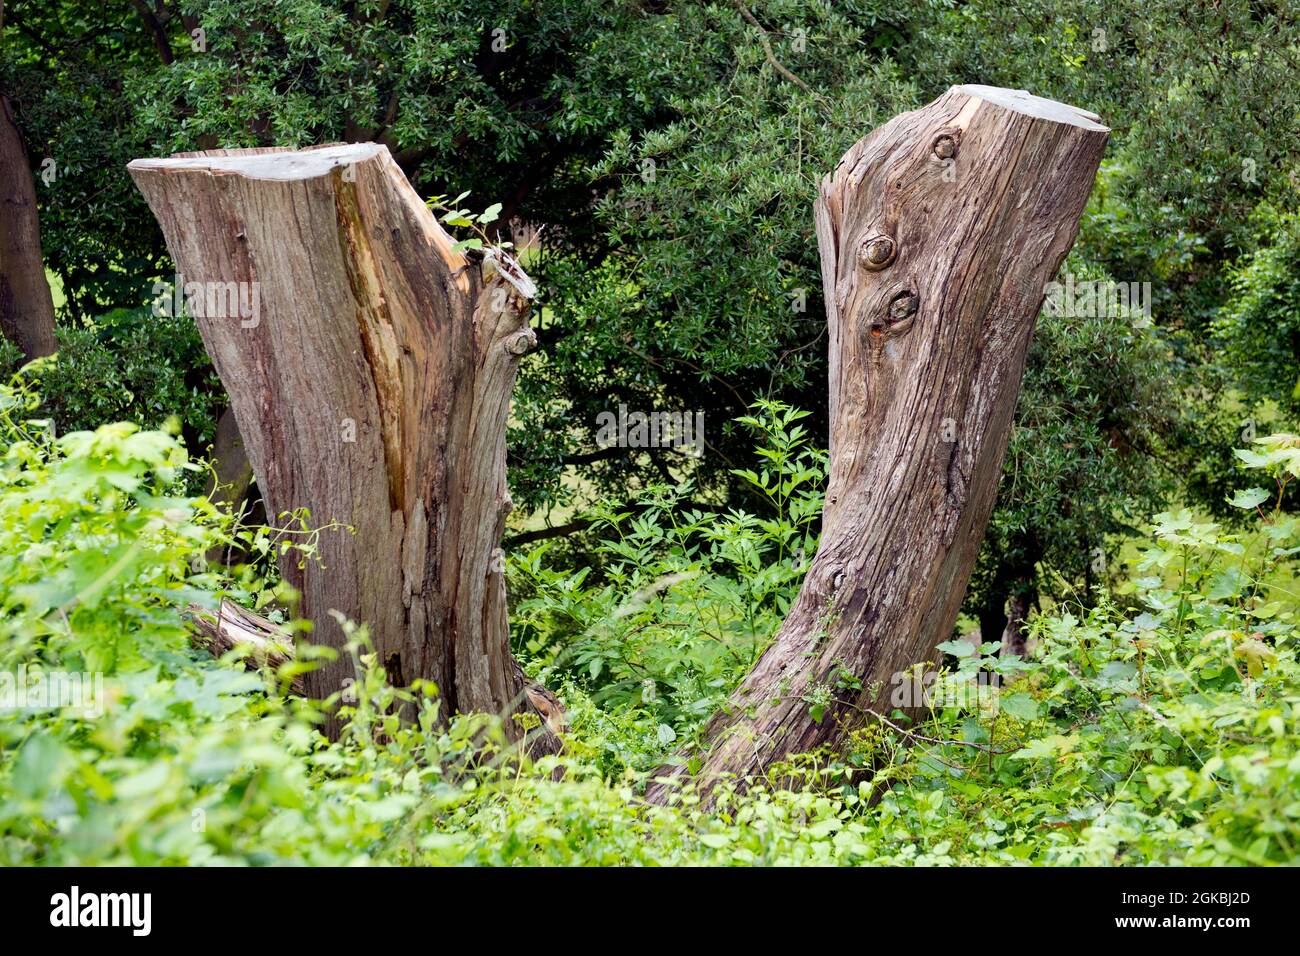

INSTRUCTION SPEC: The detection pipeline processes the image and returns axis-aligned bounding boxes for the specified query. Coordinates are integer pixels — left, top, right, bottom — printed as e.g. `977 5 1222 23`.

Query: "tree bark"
128 143 560 751
1000 586 1034 659
202 405 255 566
204 405 253 508
0 92 57 361
651 85 1108 795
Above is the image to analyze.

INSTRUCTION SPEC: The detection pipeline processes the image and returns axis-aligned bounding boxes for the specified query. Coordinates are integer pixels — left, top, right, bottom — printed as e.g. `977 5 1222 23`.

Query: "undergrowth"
2 382 1297 865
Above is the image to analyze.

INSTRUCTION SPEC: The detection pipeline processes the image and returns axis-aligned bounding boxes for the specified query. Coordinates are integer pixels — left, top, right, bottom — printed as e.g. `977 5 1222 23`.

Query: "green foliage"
3 384 1300 865
1216 206 1300 417
510 402 825 763
0 378 218 674
427 192 507 254
4 309 223 459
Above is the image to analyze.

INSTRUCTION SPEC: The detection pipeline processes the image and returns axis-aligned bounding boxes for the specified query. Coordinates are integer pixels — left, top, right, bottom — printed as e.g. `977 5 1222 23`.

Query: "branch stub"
858 234 897 271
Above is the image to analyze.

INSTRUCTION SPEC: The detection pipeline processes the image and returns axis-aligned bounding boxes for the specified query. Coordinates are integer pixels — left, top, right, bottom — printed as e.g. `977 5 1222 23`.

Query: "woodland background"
2 0 1299 864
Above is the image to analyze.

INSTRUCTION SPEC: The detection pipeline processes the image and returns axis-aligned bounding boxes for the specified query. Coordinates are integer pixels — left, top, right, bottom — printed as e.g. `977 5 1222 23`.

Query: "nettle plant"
896 432 1300 863
0 377 223 675
723 432 1300 865
509 401 826 762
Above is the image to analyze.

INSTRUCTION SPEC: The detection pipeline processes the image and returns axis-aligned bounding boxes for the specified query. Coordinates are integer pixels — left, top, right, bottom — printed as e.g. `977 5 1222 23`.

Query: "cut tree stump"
129 143 560 751
650 85 1109 796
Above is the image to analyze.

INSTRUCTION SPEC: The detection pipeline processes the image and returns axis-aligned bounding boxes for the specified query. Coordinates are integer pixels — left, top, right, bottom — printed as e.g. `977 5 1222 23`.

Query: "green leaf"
936 639 977 658
1228 487 1270 509
1010 734 1080 761
999 692 1039 721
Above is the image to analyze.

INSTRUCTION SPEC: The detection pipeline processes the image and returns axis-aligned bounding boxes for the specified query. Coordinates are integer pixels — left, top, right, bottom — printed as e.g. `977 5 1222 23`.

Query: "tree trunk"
0 92 57 361
204 405 253 509
1000 586 1034 659
652 85 1108 795
202 405 255 566
128 143 560 751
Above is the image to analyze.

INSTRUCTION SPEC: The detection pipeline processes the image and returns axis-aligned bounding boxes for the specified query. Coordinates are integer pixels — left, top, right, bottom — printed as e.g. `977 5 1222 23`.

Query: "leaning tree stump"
652 85 1109 795
129 144 561 749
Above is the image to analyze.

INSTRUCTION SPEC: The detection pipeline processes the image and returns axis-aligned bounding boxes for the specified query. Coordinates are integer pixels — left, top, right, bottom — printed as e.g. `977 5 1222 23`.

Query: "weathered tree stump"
651 85 1109 795
129 144 560 750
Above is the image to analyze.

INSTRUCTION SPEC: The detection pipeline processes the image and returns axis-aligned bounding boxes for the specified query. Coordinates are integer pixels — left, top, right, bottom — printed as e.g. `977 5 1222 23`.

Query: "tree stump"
653 85 1109 794
129 144 559 750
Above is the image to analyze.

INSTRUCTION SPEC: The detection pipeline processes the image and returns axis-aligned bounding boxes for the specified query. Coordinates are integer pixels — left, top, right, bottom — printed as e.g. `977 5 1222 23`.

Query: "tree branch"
733 1 812 94
129 0 175 65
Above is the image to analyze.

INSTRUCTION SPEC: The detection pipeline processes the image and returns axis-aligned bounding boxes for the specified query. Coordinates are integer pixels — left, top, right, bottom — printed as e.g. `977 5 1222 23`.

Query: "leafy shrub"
4 308 223 458
1216 206 1300 418
509 401 825 763
968 254 1176 638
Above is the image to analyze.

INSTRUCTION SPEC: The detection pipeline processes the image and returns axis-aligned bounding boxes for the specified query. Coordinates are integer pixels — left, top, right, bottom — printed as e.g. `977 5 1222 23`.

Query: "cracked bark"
649 85 1108 797
129 143 560 751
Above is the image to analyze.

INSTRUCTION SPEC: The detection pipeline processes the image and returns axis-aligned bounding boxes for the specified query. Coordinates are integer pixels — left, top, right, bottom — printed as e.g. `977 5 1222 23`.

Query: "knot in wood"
858 234 896 271
505 329 537 355
931 134 957 160
888 290 919 322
